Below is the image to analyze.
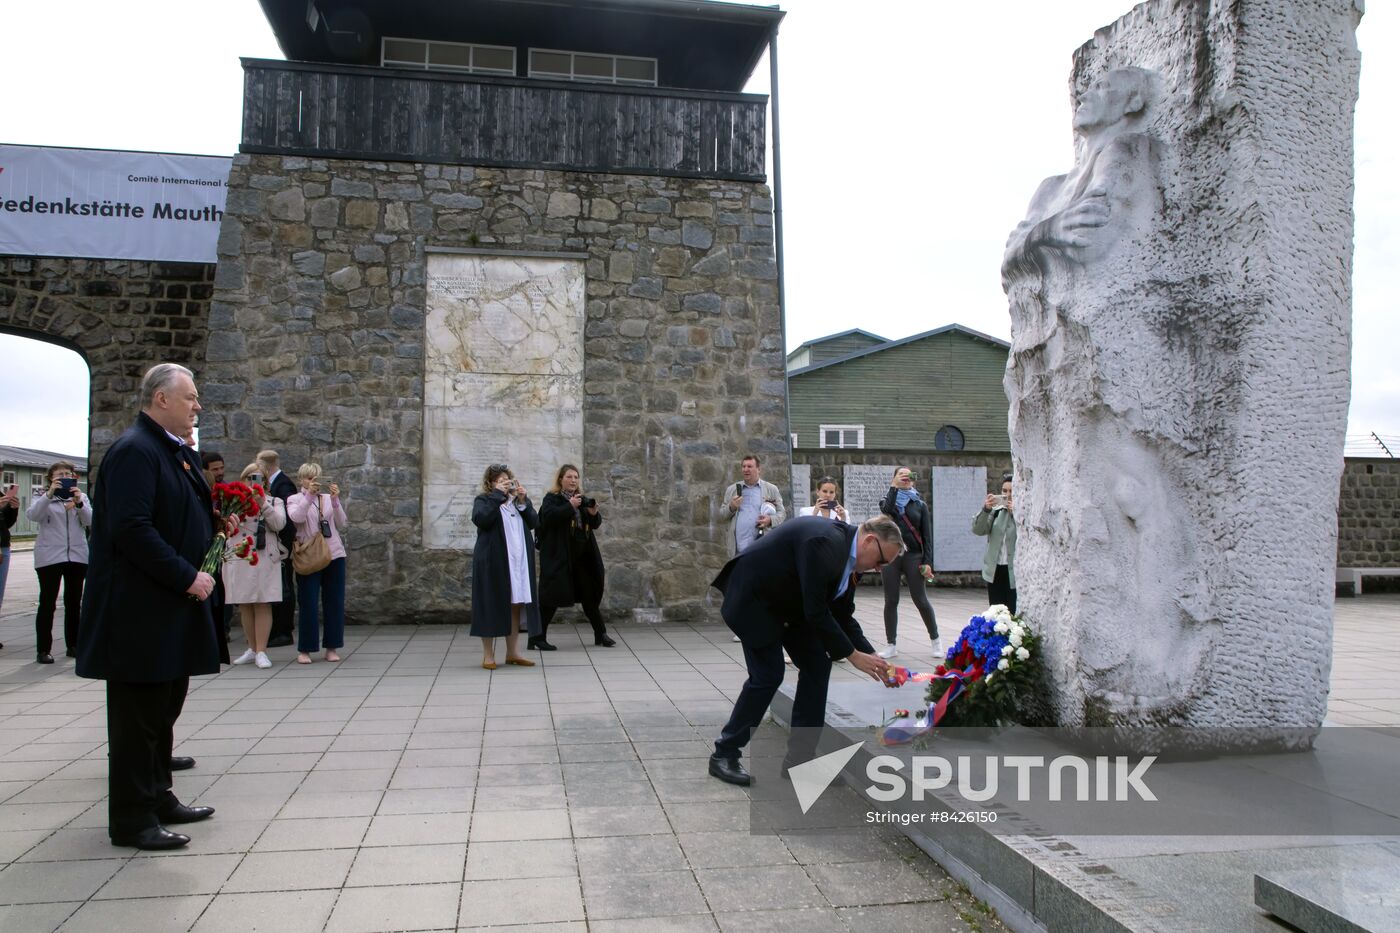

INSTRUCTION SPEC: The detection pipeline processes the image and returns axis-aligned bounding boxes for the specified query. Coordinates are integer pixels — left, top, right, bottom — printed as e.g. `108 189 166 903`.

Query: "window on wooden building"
381 38 517 76
819 425 865 449
528 49 658 86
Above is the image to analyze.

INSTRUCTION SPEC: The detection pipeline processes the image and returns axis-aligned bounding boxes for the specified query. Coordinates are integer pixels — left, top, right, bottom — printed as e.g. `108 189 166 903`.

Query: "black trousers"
539 602 607 639
988 564 1017 614
715 627 832 763
269 558 296 641
881 551 937 644
106 677 188 837
36 561 86 656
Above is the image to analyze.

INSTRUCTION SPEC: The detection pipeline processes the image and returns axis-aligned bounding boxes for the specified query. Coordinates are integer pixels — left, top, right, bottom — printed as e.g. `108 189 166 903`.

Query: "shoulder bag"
291 495 333 576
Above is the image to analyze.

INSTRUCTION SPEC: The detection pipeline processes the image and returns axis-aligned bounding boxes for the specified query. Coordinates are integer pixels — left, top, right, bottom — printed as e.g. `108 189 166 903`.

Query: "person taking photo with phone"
877 466 939 660
534 463 615 650
799 476 848 522
27 461 92 664
470 464 541 668
973 473 1017 614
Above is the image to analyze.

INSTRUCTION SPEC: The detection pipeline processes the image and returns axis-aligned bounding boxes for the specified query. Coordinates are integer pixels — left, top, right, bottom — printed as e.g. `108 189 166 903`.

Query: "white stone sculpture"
1002 0 1362 729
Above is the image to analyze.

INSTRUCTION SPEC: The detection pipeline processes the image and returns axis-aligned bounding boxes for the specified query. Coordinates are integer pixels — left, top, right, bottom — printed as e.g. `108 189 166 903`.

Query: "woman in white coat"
27 461 92 663
224 463 288 669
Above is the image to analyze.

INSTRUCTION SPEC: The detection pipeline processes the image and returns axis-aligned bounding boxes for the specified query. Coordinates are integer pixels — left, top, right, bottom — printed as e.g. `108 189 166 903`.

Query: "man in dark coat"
258 449 298 648
77 363 221 850
708 514 905 786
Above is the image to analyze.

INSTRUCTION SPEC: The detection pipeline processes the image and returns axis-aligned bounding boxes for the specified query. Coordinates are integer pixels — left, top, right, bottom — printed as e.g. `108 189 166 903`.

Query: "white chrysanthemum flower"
997 658 1010 671
1001 645 1014 656
1016 647 1030 661
1009 632 1023 647
994 621 1009 634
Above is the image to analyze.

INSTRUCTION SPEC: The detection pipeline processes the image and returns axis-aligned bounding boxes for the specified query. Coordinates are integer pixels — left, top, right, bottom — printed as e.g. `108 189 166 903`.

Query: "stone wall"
0 256 214 462
1338 459 1400 582
205 154 787 623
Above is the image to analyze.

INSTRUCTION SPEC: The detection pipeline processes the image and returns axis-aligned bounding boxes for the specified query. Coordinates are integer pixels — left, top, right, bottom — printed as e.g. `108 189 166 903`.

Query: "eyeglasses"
874 539 897 569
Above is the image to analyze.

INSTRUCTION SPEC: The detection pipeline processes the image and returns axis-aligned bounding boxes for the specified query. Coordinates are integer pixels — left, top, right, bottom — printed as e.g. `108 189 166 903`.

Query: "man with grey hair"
78 362 222 850
708 514 903 786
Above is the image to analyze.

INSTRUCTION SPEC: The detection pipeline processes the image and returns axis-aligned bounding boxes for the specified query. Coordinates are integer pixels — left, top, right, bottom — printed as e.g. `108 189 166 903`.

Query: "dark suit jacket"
711 516 875 659
76 412 220 682
268 470 298 550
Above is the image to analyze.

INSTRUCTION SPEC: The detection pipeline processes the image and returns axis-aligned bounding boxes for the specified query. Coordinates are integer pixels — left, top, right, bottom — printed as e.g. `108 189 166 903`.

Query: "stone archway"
0 255 215 474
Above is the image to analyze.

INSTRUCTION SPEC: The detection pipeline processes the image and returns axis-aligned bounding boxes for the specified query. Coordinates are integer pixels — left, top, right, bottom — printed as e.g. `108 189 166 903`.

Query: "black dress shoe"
594 634 616 647
159 804 215 824
528 638 557 651
37 653 54 664
111 826 190 850
170 756 196 771
266 635 293 648
708 754 752 786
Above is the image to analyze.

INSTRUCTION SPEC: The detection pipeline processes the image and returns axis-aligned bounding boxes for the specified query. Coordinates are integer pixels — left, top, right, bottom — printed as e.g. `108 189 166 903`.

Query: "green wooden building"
787 325 1011 452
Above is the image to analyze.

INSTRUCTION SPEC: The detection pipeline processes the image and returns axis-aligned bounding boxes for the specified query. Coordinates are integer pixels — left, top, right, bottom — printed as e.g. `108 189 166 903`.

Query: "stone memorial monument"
1002 0 1361 728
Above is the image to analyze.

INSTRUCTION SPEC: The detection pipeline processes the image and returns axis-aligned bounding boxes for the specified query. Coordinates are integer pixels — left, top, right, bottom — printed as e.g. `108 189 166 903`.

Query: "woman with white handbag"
287 462 349 664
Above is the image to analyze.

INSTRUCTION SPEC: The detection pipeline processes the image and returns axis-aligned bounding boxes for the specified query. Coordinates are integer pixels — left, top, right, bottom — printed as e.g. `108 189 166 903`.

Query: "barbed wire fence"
1343 432 1399 458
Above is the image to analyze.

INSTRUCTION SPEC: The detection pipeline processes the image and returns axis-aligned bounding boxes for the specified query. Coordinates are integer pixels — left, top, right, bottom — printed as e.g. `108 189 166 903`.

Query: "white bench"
1336 567 1400 596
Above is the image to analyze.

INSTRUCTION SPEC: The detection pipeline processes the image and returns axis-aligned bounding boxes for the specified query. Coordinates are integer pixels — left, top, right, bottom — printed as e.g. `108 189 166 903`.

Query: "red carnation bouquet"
196 481 264 584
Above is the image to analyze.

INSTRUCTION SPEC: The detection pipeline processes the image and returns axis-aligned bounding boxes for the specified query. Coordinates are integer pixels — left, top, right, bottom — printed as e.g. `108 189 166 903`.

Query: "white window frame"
1 470 14 487
790 433 798 449
381 37 517 77
819 424 865 449
527 48 658 87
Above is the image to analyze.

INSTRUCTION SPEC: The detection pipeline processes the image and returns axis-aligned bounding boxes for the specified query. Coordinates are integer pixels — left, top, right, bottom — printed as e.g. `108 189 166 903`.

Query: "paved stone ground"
0 549 1006 933
1 545 1394 932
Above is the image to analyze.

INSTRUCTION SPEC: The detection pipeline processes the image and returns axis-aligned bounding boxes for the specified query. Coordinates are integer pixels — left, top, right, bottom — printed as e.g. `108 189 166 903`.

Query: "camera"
55 477 77 500
319 518 332 538
580 496 596 509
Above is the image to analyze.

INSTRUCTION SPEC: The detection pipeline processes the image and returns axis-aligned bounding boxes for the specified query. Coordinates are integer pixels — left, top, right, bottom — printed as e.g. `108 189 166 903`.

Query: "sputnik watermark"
789 743 1157 815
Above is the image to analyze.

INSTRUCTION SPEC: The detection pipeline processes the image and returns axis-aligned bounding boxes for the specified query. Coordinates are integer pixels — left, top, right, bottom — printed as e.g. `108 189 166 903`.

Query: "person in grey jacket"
721 455 787 558
27 460 93 663
972 473 1017 614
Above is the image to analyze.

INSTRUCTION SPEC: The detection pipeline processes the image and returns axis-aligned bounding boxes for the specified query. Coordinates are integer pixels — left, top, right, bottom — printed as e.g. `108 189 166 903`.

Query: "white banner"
0 144 231 262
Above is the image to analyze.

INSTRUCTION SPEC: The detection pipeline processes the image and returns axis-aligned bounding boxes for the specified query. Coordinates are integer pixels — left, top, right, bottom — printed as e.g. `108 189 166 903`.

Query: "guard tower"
205 0 788 623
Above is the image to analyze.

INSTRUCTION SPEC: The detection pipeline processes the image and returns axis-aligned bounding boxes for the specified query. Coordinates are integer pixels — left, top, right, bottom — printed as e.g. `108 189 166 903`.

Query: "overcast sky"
2 0 1395 457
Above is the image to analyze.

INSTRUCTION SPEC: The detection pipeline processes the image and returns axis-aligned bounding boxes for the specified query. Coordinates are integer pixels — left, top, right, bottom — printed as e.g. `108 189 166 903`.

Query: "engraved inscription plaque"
931 466 988 572
423 253 585 550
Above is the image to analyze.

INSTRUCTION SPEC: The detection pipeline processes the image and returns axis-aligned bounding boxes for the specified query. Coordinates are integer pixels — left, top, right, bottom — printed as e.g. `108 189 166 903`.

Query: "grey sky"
1 0 1394 457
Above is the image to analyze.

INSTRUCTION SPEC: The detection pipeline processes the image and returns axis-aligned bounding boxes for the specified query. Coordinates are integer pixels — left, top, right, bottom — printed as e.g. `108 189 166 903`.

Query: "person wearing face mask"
533 463 615 650
28 460 93 664
876 466 939 660
974 473 1017 614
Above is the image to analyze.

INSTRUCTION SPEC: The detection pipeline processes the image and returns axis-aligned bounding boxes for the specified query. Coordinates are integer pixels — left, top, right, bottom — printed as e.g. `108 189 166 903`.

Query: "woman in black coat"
469 464 541 670
876 466 939 660
532 464 615 650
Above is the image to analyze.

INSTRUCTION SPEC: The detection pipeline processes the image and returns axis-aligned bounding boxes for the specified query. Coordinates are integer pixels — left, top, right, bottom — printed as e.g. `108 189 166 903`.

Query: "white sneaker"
877 644 899 660
933 638 946 660
233 648 256 665
254 652 272 669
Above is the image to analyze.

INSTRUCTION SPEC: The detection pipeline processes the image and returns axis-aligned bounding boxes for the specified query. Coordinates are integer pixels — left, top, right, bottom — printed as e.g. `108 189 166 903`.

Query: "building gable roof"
787 323 1010 377
0 444 89 472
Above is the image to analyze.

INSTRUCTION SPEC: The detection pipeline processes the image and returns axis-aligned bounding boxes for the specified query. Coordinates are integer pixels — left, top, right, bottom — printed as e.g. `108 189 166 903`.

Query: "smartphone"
907 471 919 482
991 494 1007 509
55 477 77 500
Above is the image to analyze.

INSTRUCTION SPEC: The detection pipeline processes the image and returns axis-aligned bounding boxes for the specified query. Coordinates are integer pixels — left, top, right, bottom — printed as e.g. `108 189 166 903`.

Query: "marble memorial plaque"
423 252 585 550
791 463 811 512
931 466 988 572
843 464 895 527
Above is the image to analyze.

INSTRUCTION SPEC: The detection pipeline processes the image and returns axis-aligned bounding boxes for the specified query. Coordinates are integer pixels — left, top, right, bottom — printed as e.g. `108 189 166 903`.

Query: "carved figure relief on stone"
1002 0 1359 733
